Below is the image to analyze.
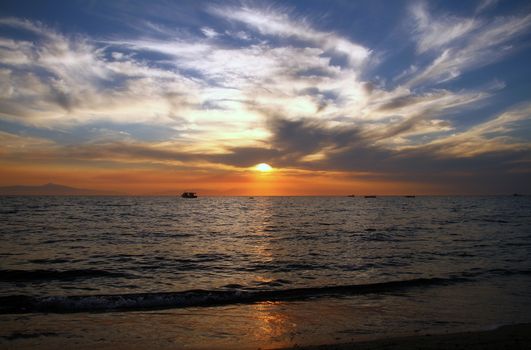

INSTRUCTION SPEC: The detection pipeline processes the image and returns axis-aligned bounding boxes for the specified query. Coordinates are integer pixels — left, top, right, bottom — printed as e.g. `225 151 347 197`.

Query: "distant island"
0 183 123 196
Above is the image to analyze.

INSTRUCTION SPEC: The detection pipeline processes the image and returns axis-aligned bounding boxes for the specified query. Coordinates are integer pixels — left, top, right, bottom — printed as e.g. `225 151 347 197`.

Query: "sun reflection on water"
250 301 297 347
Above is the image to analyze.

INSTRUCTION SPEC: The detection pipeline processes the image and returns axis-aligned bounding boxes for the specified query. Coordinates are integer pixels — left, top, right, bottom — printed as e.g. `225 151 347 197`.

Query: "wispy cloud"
476 0 499 14
208 4 370 67
421 103 531 157
412 2 479 54
406 3 531 86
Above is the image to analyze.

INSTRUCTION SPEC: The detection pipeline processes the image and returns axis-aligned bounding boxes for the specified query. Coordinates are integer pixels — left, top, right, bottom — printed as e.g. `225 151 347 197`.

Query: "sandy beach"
277 323 531 350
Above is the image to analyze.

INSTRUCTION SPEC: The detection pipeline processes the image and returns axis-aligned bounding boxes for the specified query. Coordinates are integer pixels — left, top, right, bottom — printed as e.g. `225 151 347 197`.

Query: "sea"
1 196 530 349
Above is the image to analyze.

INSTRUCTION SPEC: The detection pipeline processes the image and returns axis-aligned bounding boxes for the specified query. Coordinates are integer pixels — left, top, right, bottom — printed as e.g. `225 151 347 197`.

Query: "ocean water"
1 196 530 349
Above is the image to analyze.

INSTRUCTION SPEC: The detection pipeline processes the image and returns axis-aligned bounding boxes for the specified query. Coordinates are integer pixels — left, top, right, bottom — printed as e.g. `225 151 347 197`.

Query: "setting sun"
255 163 273 172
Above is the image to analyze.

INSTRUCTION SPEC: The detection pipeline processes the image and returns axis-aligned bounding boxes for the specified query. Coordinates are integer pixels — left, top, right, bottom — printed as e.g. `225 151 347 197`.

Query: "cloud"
0 17 205 135
250 108 530 193
476 0 499 14
200 26 219 38
419 103 531 157
406 4 531 86
0 131 57 157
208 4 370 67
411 2 479 54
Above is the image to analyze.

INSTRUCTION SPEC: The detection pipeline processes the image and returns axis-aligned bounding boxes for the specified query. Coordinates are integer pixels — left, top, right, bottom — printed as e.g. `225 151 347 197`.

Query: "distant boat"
181 192 197 198
405 195 416 198
364 195 376 198
347 195 356 197
512 193 522 197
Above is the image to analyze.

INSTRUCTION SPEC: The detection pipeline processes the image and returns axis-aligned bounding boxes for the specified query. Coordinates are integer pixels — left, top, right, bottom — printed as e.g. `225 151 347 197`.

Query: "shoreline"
275 323 531 350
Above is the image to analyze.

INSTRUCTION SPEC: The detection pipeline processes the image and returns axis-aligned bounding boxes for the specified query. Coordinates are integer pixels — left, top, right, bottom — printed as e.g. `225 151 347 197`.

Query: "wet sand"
276 323 531 350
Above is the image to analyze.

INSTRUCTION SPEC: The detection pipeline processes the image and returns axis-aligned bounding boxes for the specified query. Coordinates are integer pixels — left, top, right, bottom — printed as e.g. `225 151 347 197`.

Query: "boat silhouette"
181 192 197 198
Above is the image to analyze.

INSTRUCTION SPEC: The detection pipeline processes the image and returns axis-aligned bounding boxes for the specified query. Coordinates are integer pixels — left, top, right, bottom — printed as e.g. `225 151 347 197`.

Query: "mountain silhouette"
0 183 123 195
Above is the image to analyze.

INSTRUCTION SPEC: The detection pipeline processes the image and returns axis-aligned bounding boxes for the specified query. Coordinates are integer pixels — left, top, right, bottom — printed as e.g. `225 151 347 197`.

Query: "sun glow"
255 163 273 172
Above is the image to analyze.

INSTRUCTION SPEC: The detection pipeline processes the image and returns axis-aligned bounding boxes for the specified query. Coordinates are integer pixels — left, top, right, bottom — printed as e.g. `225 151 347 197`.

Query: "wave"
0 276 465 314
0 269 130 282
463 268 531 278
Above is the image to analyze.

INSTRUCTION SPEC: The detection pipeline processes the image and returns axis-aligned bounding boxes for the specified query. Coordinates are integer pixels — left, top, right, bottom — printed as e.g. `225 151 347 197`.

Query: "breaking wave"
0 276 464 314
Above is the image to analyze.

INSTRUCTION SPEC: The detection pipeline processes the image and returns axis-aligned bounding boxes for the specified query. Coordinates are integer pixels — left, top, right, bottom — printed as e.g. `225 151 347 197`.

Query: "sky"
1 0 531 195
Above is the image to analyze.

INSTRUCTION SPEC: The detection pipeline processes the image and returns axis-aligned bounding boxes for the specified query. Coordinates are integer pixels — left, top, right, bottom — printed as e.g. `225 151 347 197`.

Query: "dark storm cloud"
268 116 362 155
249 114 531 192
49 89 78 112
62 143 195 162
377 95 425 111
205 147 281 167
